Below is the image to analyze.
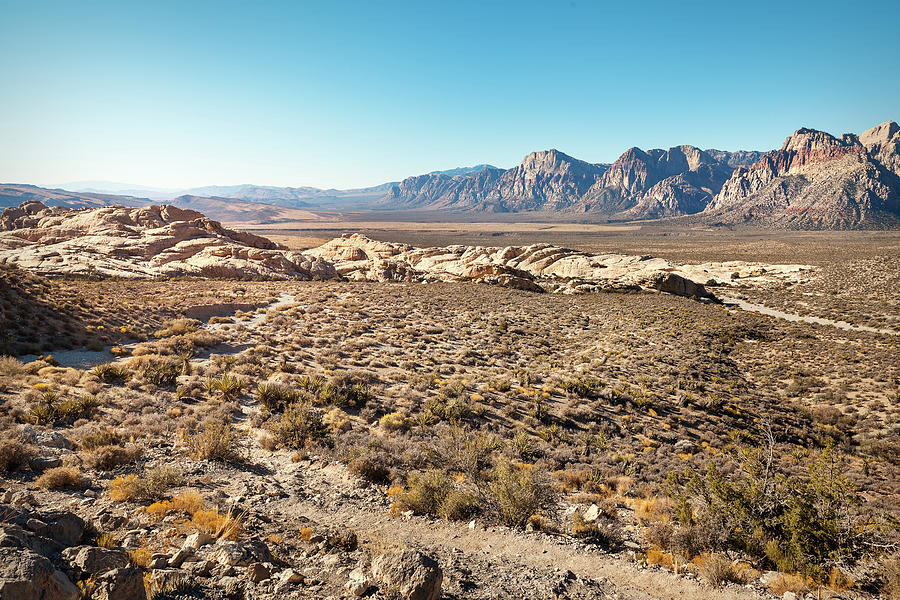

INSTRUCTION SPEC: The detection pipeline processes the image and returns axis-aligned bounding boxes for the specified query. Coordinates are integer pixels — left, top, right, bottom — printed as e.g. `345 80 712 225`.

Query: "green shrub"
393 470 454 515
81 428 123 450
188 419 243 462
666 437 859 581
91 363 131 383
141 359 180 387
318 373 372 409
155 318 200 338
56 395 101 423
379 411 411 432
488 460 556 528
255 382 298 411
205 373 245 400
268 402 327 449
439 490 481 521
561 374 605 398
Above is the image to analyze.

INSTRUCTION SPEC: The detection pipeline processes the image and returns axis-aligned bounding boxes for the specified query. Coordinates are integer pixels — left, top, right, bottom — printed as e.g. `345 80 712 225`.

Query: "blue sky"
1 0 898 189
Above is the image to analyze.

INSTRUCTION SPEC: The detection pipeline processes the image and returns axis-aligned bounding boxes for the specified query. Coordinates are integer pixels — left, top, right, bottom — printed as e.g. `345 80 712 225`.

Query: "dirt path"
245 446 771 600
722 296 897 336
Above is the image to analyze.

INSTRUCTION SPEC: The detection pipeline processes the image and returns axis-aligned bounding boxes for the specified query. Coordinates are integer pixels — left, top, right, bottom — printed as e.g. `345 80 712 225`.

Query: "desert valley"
0 118 899 600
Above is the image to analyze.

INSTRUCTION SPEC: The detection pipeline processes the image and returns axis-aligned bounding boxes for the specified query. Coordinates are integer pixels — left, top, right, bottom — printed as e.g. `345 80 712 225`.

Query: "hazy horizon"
2 0 899 190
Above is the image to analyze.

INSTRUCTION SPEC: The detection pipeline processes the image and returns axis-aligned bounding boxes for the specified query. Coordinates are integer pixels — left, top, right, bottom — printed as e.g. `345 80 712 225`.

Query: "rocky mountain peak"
860 120 900 150
780 127 857 153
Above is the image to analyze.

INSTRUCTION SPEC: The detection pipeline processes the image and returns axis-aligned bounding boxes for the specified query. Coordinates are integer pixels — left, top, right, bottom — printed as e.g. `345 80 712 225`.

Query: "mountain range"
4 120 899 229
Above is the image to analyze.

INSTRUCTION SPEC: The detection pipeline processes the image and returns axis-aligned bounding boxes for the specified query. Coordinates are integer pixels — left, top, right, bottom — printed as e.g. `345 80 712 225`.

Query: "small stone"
183 532 213 549
168 548 192 568
278 568 304 584
583 504 600 522
12 491 36 506
246 562 271 583
148 554 169 570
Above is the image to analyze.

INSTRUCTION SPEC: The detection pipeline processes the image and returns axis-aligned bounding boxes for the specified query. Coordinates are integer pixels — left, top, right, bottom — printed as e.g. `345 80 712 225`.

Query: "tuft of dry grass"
36 466 89 490
190 507 244 540
694 553 748 588
0 433 36 472
767 573 812 596
187 419 244 462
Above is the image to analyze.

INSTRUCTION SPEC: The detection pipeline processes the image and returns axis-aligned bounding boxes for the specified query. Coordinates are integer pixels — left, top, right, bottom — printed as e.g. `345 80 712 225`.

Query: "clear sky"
2 0 899 190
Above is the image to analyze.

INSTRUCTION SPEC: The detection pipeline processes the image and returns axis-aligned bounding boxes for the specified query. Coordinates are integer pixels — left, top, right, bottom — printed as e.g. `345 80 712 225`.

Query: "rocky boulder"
62 545 129 575
371 550 442 600
0 546 79 600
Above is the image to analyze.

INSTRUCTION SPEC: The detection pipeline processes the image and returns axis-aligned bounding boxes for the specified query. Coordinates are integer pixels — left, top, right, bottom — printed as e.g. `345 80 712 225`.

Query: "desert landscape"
2 2 899 599
0 197 898 600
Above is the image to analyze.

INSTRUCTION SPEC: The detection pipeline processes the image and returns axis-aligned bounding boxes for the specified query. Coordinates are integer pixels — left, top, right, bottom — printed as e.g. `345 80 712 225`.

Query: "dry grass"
35 466 89 490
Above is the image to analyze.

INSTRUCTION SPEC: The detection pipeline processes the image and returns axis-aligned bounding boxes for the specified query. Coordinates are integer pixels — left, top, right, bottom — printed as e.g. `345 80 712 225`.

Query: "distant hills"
5 120 899 229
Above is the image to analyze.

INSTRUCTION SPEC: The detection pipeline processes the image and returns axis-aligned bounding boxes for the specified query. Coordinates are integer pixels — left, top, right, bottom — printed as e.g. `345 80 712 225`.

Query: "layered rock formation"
705 121 900 228
0 202 336 279
0 202 815 298
308 233 814 298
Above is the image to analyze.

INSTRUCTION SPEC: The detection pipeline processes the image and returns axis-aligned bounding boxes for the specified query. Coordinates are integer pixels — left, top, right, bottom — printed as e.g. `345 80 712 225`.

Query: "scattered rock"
62 545 129 575
371 550 442 600
183 532 213 549
168 548 192 568
0 546 79 600
246 562 271 583
92 567 147 600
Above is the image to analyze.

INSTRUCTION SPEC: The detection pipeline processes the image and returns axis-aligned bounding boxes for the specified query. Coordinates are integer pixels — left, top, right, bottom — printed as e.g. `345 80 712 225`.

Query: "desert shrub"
667 435 859 580
126 547 153 569
430 424 499 477
0 433 36 471
36 466 88 490
188 419 243 462
109 474 139 501
881 554 900 599
255 382 298 411
91 363 131 383
511 430 537 459
26 390 60 425
129 466 185 501
323 407 350 432
438 490 481 521
318 373 372 409
81 428 123 450
561 374 605 398
56 395 101 423
379 411 411 432
695 553 746 588
488 461 557 528
144 491 206 518
0 355 24 376
155 318 200 338
139 358 180 387
205 373 245 400
268 402 327 450
83 444 143 470
393 470 454 516
767 573 811 596
348 455 392 484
